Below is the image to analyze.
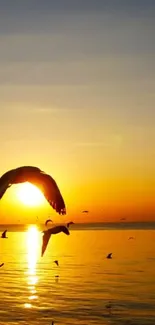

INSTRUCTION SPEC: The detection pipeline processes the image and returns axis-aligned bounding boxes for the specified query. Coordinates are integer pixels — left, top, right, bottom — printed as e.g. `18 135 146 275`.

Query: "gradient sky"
0 0 155 223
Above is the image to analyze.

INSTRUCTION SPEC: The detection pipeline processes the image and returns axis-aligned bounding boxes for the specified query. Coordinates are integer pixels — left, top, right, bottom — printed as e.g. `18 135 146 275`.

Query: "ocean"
0 222 155 324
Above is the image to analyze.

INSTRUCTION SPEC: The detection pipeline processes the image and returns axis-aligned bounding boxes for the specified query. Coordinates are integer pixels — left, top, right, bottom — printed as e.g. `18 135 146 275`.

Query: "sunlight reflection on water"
25 226 40 309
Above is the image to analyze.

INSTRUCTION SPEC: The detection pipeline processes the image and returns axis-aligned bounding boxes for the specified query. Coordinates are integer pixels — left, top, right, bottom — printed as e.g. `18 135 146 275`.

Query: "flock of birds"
0 166 91 323
0 165 135 323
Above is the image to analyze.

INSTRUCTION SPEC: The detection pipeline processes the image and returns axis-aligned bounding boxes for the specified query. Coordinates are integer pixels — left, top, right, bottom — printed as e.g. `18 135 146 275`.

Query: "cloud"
75 135 122 148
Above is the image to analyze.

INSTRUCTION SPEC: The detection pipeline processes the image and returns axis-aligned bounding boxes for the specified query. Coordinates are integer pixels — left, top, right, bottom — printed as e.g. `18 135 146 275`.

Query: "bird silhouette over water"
1 230 8 238
82 210 89 213
0 263 4 267
0 166 66 215
67 221 74 228
106 253 112 259
128 236 135 240
41 225 70 256
105 302 112 315
54 260 59 266
45 219 53 227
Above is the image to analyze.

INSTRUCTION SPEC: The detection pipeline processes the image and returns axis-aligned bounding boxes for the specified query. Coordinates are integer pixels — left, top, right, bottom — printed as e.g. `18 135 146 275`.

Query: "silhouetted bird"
128 236 134 240
55 275 59 283
41 225 70 256
82 210 89 213
120 217 126 221
0 166 66 215
67 221 74 228
0 263 4 267
106 253 112 259
54 260 59 266
105 302 112 314
45 219 53 226
1 230 8 238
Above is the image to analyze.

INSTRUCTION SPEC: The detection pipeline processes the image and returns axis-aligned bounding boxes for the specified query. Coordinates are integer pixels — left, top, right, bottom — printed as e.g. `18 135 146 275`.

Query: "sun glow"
17 182 44 206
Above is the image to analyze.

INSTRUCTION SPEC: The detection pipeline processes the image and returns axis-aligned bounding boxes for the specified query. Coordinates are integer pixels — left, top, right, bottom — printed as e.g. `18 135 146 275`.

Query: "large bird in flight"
41 225 70 257
0 166 66 215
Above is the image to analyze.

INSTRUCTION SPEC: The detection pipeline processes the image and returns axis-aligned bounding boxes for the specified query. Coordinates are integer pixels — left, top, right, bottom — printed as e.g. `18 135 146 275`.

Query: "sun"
17 182 45 206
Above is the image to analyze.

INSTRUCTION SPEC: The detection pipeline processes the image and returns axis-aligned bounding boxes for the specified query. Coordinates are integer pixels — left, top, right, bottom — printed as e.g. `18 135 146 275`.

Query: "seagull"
82 210 89 213
0 166 66 215
67 221 74 228
0 263 4 267
45 219 53 227
105 302 112 315
55 275 59 283
106 253 112 259
41 225 70 256
128 236 134 240
1 230 8 238
54 260 59 266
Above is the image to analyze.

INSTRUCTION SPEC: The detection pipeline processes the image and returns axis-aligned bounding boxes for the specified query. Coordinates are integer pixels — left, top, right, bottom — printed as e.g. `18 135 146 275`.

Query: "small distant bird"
0 166 66 215
1 230 8 238
120 217 126 221
45 219 53 227
105 302 112 314
41 225 70 256
0 263 4 267
67 221 74 228
55 275 59 282
106 253 112 259
54 260 59 266
128 236 134 240
82 210 89 213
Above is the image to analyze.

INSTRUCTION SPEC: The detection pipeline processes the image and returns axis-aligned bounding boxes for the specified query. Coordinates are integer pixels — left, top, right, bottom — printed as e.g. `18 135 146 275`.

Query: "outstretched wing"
1 230 7 238
41 231 52 257
29 172 66 215
0 166 66 215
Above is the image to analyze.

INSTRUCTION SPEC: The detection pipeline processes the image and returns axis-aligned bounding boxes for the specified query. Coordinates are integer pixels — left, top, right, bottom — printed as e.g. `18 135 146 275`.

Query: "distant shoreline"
0 221 155 231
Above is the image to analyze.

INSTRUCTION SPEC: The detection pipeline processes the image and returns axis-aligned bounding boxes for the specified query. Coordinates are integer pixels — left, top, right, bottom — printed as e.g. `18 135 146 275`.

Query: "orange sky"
0 1 155 223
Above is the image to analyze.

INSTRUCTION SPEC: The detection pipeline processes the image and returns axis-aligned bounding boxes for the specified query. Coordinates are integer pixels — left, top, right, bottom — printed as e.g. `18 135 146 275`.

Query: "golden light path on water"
25 225 40 309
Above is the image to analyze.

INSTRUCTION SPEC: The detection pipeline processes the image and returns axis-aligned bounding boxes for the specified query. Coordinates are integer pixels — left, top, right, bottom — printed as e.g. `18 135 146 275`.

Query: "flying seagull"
1 230 8 238
106 253 112 259
128 236 135 240
67 221 74 228
54 260 59 266
82 210 89 213
0 166 66 215
41 225 70 256
105 302 112 315
0 263 4 267
45 219 53 227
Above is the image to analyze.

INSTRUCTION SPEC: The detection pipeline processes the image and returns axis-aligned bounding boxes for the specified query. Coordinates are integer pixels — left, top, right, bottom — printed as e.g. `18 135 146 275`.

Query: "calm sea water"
0 223 155 325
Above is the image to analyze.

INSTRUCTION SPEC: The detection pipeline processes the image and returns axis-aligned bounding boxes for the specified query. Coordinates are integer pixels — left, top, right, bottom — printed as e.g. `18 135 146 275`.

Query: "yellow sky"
0 2 155 223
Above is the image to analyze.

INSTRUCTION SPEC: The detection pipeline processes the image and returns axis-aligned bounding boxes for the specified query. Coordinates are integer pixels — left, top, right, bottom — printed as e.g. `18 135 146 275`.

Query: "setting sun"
17 182 45 206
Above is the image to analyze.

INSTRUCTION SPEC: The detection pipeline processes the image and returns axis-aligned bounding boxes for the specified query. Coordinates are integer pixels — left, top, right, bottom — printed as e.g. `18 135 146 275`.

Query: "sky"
0 0 155 224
